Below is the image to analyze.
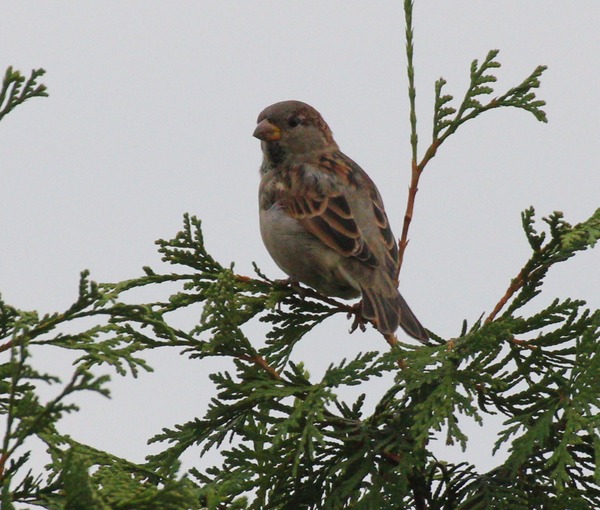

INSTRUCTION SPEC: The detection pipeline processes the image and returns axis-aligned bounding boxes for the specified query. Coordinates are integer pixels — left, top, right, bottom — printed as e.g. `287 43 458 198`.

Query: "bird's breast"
259 204 361 299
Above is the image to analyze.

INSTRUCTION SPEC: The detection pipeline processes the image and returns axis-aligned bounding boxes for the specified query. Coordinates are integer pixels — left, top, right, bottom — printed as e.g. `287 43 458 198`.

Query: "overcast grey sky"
1 1 599 490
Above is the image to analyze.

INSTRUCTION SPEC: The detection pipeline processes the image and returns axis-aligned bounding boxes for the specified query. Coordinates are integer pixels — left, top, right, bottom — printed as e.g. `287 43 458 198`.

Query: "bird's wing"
282 153 398 276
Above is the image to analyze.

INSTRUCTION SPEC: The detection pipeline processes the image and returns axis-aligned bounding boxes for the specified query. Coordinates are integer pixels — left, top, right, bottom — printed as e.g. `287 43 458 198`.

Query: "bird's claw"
274 277 294 288
348 303 367 333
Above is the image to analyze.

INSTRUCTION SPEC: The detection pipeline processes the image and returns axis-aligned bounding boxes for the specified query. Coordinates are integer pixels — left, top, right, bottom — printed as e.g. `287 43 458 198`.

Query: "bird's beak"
253 119 281 141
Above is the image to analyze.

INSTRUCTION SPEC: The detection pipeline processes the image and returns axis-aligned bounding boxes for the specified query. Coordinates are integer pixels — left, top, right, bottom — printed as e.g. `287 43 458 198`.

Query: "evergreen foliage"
0 67 47 122
2 5 599 509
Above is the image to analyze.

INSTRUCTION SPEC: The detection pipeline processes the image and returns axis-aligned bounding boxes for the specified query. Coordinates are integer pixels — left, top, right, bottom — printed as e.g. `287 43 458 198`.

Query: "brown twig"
237 353 281 380
510 337 537 350
0 339 13 354
384 333 399 349
292 283 413 370
288 283 354 313
384 333 408 369
408 472 429 510
397 161 421 280
485 267 528 324
397 139 441 280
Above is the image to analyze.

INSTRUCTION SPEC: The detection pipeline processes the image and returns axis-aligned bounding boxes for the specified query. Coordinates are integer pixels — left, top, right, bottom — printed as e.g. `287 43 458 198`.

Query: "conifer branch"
486 207 600 323
2 208 598 507
398 25 548 275
404 0 419 164
0 67 48 122
236 353 281 380
1 7 598 505
486 264 530 324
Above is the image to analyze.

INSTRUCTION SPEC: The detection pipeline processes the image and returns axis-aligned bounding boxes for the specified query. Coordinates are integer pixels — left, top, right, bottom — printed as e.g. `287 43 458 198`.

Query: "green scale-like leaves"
0 67 47 122
433 50 547 142
1 12 599 507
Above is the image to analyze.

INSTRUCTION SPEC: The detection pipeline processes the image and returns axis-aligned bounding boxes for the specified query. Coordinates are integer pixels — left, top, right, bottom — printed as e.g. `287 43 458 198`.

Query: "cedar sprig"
0 67 48 122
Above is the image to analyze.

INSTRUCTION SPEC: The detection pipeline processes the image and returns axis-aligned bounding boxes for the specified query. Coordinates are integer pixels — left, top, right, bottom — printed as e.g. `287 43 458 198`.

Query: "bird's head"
253 100 338 166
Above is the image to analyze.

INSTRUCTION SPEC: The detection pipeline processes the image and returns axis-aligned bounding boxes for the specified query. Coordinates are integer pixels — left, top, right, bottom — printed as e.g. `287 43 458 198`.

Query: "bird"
254 100 428 343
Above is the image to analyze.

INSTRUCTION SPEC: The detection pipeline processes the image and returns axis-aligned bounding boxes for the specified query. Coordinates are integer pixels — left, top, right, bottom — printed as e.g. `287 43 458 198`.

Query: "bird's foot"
269 279 299 310
348 303 367 333
273 278 302 292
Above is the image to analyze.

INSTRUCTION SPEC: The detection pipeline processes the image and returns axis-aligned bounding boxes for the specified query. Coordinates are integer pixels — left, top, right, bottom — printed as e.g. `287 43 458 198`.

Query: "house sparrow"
254 100 428 343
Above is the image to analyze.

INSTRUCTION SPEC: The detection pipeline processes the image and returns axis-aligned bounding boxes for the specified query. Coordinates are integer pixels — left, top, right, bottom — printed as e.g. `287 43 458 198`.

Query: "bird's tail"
361 285 429 343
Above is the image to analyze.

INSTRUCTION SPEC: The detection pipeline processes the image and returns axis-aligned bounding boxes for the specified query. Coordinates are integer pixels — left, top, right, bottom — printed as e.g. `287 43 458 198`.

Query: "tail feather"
361 287 428 343
395 292 429 343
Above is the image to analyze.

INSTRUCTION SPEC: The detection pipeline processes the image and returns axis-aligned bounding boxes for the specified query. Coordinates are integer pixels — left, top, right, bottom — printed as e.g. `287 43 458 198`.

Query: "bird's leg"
274 277 296 288
269 278 298 310
275 280 360 328
348 302 367 333
287 280 312 298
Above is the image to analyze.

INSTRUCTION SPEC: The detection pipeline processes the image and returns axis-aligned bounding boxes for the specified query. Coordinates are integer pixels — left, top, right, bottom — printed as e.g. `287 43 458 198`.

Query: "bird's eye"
287 116 302 128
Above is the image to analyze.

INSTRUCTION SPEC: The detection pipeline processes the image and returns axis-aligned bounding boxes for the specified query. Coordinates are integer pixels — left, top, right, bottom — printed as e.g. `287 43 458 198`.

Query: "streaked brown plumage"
254 100 428 342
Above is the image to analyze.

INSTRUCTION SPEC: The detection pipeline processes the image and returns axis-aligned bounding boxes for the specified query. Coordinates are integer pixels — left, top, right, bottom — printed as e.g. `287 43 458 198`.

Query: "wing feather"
281 156 383 268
